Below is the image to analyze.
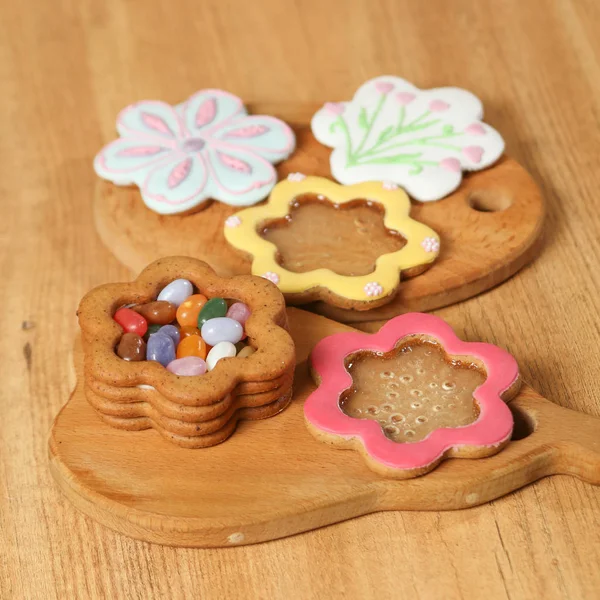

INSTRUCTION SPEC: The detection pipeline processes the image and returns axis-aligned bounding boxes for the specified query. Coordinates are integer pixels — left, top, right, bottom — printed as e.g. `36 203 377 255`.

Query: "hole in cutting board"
259 195 406 276
340 338 486 443
468 189 512 212
509 404 535 440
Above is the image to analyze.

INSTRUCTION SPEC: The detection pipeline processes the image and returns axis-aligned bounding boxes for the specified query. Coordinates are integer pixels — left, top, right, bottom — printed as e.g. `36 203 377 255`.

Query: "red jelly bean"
114 307 148 337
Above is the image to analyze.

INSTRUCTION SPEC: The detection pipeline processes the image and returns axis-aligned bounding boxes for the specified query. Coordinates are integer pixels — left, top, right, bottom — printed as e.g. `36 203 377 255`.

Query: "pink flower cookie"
304 313 521 479
311 76 504 202
94 90 296 215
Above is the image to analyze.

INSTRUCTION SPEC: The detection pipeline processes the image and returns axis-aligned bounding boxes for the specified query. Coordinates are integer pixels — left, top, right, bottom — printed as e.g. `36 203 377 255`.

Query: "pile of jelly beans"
113 278 254 376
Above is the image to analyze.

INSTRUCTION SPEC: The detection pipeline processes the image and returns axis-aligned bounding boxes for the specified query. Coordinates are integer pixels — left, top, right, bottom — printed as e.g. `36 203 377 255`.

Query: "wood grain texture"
2 0 600 597
94 132 545 322
49 309 600 548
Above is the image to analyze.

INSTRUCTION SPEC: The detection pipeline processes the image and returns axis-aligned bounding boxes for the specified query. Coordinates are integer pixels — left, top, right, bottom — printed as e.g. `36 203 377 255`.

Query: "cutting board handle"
512 391 600 484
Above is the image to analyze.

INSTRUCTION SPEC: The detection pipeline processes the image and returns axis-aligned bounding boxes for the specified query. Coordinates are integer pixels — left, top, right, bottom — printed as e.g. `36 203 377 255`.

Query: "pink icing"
217 151 253 174
429 100 450 112
463 145 484 163
375 81 394 94
395 92 416 106
465 123 486 136
439 157 461 172
195 98 217 128
167 157 193 188
304 313 518 471
325 102 345 115
117 146 166 157
141 111 175 136
225 124 269 138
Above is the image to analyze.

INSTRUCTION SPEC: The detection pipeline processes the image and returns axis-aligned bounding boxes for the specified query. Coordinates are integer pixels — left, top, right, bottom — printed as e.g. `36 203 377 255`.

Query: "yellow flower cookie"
224 174 440 310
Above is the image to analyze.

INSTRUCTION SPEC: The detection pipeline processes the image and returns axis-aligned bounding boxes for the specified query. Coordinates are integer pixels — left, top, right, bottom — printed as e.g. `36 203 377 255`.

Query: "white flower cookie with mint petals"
311 76 504 202
94 89 296 215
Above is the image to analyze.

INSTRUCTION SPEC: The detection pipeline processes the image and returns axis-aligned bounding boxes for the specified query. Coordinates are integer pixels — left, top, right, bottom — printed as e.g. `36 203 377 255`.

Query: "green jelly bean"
197 297 227 328
145 323 162 340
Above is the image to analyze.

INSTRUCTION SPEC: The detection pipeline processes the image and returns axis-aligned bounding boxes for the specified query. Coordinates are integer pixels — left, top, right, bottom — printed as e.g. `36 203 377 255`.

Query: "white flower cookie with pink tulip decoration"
94 89 296 214
311 76 504 202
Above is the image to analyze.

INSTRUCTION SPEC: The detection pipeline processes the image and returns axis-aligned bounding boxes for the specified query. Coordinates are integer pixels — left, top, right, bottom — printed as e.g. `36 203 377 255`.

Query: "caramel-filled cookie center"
259 195 406 276
340 340 486 443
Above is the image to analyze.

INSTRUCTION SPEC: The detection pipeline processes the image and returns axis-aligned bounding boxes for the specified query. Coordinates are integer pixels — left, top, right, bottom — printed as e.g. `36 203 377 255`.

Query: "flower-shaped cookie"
311 76 504 202
223 175 440 310
94 89 296 214
78 257 295 407
304 313 520 478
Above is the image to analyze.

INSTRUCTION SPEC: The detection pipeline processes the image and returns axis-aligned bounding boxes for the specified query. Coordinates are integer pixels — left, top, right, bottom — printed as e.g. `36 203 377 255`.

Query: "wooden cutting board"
49 308 600 548
94 103 545 324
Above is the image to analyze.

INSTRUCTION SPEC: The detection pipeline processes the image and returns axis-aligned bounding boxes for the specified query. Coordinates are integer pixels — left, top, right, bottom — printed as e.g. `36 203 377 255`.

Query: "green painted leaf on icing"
362 152 423 165
377 125 394 143
408 164 423 175
358 108 368 129
442 124 454 134
329 121 340 133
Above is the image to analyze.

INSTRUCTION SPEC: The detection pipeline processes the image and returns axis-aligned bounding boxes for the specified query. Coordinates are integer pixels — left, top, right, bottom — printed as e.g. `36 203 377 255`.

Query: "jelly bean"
226 302 251 326
157 279 193 306
116 333 146 361
158 324 180 346
236 345 256 359
197 297 227 328
167 356 207 376
201 317 243 346
176 335 208 360
146 332 175 366
176 294 208 327
206 341 236 371
114 307 148 337
146 324 162 338
133 301 177 325
180 325 201 340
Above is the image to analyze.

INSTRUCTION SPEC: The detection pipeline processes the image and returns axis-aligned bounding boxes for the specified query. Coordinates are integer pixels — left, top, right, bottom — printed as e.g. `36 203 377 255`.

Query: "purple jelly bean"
146 332 175 366
158 324 180 346
166 356 207 376
201 317 243 346
226 302 251 326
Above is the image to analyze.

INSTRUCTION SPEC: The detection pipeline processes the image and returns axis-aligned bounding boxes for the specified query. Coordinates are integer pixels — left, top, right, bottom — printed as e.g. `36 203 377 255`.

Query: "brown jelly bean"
117 333 147 361
132 301 177 325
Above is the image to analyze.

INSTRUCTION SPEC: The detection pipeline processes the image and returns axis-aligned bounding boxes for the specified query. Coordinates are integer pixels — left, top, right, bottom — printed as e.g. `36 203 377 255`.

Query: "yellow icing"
223 176 440 302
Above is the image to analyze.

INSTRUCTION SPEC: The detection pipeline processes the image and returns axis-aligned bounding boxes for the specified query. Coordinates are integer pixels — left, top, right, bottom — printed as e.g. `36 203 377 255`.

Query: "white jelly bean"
201 317 243 346
157 279 193 306
206 341 237 371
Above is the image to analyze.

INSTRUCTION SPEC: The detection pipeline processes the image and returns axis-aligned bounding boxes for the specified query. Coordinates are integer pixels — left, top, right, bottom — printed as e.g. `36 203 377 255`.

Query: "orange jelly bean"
176 294 208 327
179 325 201 340
176 335 208 360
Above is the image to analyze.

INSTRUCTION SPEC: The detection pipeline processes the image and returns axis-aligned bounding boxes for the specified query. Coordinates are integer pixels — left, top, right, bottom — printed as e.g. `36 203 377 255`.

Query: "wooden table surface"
2 0 599 598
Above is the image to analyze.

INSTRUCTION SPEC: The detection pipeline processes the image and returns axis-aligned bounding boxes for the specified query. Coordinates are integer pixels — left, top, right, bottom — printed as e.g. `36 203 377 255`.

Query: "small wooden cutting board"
49 308 600 548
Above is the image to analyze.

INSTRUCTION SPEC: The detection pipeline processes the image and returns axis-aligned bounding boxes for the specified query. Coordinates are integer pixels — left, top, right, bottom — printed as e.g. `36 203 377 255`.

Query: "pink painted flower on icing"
375 82 394 94
395 92 416 106
325 102 345 115
225 215 242 228
429 99 450 112
304 313 519 476
94 90 296 215
261 271 280 284
287 172 306 182
364 282 384 297
421 236 440 253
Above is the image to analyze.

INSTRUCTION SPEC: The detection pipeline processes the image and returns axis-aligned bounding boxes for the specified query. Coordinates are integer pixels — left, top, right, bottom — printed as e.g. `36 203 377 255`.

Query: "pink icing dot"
325 102 345 115
261 271 280 285
382 181 399 190
421 237 440 253
465 123 486 136
429 99 450 112
395 92 416 106
225 215 242 228
287 172 306 182
364 282 383 297
166 356 207 376
226 302 251 326
439 157 461 173
375 81 394 94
